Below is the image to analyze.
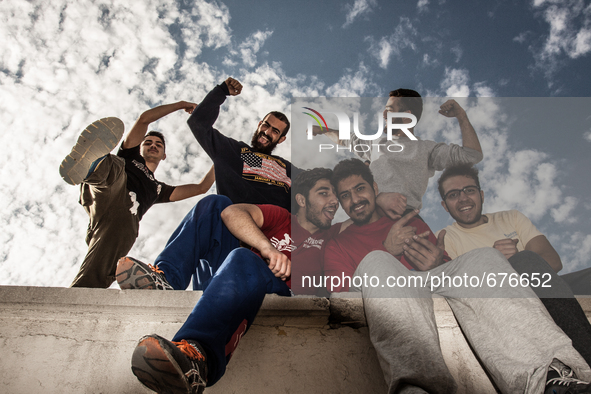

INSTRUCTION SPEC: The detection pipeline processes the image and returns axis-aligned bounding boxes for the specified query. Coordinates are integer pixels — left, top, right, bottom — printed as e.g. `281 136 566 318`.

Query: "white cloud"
513 31 529 43
325 62 380 96
551 196 579 223
417 0 430 13
366 17 417 69
225 30 273 68
584 130 591 141
342 0 377 28
450 44 463 62
440 68 471 96
530 0 591 81
553 231 591 273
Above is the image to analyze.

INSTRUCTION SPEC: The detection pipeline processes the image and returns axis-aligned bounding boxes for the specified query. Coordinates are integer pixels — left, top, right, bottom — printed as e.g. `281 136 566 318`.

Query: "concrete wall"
1 286 589 393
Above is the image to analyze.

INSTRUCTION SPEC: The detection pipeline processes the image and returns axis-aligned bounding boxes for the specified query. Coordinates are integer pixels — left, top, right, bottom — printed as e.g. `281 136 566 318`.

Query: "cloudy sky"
1 0 591 287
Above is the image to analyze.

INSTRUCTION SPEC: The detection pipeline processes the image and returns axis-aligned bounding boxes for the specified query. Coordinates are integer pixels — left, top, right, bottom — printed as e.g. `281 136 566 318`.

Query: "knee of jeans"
199 194 232 209
223 248 263 273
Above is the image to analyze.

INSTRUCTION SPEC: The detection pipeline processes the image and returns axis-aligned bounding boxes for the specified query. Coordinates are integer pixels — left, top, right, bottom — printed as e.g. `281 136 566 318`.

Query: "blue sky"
1 0 591 286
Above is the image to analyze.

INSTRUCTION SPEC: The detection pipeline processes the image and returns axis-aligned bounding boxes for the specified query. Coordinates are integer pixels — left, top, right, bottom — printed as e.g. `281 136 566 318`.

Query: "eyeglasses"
443 186 480 201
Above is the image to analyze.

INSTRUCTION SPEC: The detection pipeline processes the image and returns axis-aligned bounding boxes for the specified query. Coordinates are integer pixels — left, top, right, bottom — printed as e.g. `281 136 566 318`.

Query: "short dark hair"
291 168 334 214
331 158 374 194
437 165 481 199
265 111 290 137
389 88 423 123
145 131 166 149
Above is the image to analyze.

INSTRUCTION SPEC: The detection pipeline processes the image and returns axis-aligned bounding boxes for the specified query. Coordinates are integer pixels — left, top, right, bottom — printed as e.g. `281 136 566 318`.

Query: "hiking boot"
132 334 208 394
59 117 124 185
116 256 173 290
545 359 591 394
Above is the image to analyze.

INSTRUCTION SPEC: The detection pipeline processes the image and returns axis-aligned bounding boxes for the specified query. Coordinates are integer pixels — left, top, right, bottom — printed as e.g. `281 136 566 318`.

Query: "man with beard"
323 158 591 394
313 89 482 218
437 164 591 365
187 77 295 211
121 169 339 393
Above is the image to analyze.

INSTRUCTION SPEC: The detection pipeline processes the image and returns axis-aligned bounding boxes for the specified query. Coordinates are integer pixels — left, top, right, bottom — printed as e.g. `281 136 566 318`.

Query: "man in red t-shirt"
324 158 591 394
123 168 341 393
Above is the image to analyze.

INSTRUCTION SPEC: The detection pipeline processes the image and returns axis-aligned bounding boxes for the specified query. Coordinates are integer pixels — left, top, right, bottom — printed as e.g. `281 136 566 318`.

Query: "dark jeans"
173 248 290 386
155 195 291 385
509 251 591 365
155 195 240 291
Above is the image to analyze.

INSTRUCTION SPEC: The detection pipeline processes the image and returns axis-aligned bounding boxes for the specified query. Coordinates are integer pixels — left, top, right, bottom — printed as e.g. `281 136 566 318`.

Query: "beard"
305 204 332 230
251 130 279 154
348 200 373 226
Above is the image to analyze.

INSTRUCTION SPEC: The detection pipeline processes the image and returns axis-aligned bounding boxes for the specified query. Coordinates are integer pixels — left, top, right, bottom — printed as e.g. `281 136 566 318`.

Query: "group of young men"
59 77 591 393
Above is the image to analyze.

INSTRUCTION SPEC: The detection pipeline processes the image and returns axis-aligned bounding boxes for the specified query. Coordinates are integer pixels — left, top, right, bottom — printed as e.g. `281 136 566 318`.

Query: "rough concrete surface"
1 286 589 393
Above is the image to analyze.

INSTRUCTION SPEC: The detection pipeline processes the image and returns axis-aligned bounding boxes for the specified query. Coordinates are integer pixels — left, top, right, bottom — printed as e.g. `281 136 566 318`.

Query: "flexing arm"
221 204 291 280
169 165 215 202
122 101 197 149
439 99 482 154
525 235 563 272
187 78 242 152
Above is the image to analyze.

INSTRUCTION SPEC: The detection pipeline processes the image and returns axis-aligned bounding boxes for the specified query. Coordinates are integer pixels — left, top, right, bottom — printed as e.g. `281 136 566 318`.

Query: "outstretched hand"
383 209 419 256
225 77 243 96
178 101 198 114
402 229 446 271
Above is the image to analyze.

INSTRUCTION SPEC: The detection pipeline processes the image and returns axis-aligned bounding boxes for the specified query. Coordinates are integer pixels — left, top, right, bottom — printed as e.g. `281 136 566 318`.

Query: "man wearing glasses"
437 164 591 367
188 77 295 211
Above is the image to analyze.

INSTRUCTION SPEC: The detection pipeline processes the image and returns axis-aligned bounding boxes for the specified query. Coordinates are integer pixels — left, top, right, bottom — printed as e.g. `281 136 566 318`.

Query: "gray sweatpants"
350 247 591 394
70 155 139 288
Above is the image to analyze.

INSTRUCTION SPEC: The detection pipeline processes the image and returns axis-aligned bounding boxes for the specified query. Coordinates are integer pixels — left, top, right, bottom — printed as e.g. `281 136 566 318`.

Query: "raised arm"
221 204 291 280
439 99 482 154
169 165 215 202
122 101 197 149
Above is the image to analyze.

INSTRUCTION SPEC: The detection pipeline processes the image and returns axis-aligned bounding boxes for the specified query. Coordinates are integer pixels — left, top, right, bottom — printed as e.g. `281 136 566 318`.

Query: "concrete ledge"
1 286 589 393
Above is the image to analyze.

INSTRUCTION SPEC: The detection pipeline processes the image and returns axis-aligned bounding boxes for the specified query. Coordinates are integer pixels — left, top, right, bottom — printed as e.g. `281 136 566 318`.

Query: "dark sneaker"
131 334 208 394
545 360 591 394
59 117 124 185
116 256 173 290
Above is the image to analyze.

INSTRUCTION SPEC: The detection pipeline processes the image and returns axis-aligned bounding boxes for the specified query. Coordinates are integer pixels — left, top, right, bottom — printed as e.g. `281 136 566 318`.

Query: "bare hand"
383 209 419 256
225 77 243 96
438 99 466 119
179 101 198 114
261 246 291 280
376 192 407 221
493 238 519 260
403 230 446 271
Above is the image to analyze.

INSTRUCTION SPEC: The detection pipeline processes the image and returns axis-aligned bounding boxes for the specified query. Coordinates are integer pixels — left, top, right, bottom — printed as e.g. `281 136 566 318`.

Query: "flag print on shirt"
241 149 291 191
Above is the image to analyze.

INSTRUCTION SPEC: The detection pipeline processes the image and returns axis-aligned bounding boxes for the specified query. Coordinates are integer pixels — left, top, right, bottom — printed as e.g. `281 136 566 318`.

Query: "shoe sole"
132 336 193 394
116 256 171 290
59 117 124 185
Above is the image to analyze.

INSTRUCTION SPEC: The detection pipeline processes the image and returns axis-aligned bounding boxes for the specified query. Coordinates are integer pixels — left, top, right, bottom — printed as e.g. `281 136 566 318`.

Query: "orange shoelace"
149 264 165 274
174 340 205 361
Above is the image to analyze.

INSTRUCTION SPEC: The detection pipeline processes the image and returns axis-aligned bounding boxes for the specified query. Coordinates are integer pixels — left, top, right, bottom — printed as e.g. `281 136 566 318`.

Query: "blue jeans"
155 195 239 290
172 248 291 386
